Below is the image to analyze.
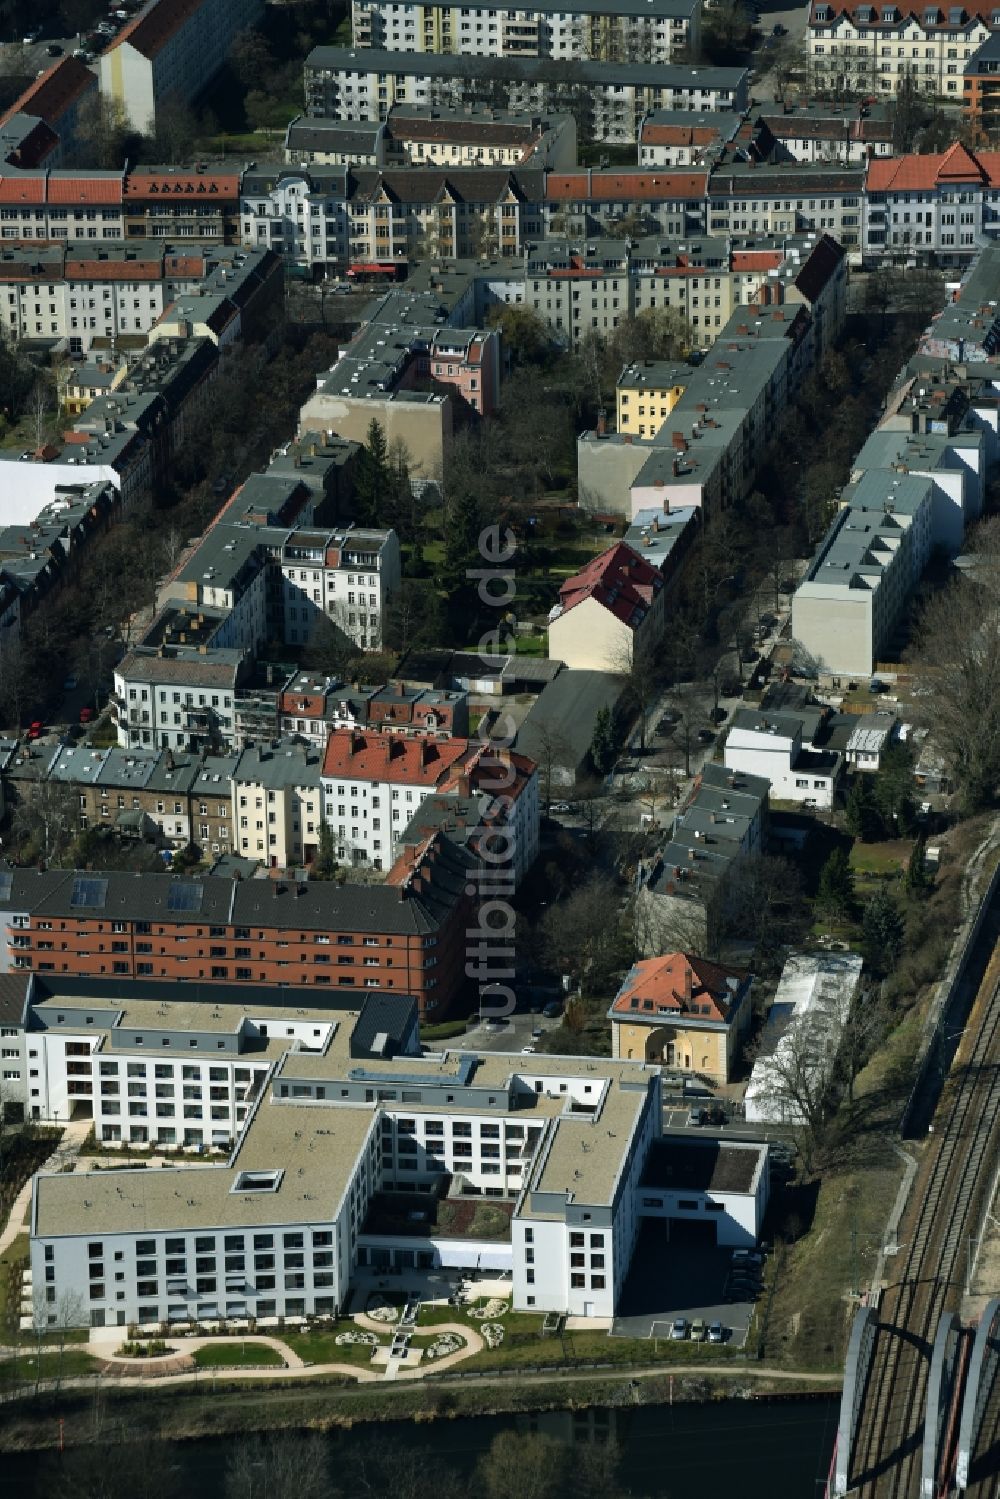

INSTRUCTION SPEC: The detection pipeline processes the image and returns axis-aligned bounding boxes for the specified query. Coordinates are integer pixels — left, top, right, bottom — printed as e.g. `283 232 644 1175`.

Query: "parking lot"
611 1224 763 1349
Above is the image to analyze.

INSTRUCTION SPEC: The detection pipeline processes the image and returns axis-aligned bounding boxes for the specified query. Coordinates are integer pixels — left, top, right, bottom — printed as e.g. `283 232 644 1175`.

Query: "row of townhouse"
0 240 252 356
4 673 471 857
98 0 265 135
284 104 578 171
348 0 702 63
806 0 999 100
14 978 767 1329
0 165 242 246
237 158 872 281
575 234 848 519
303 48 751 143
0 834 478 1015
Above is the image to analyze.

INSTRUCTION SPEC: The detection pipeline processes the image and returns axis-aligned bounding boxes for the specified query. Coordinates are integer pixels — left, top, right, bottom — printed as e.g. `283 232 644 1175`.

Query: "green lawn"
850 838 914 877
0 1232 28 1339
192 1341 286 1369
282 1329 384 1367
0 1348 100 1391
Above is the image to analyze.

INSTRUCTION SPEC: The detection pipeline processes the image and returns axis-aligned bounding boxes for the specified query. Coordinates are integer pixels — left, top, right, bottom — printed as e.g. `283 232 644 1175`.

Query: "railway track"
848 955 1000 1497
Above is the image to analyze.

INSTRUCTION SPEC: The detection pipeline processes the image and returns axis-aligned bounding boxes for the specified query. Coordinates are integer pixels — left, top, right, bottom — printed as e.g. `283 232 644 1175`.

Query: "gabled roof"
610 952 748 1024
809 0 999 27
0 57 96 131
866 142 1000 192
107 0 205 60
556 541 663 628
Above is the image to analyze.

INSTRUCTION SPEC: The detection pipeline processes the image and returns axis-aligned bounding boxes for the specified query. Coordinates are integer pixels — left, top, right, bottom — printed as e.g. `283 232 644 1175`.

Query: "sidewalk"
0 1119 91 1257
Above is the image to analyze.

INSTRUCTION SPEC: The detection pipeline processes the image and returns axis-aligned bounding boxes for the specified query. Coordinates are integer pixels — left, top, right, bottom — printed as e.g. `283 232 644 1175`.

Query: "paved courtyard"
611 1224 759 1348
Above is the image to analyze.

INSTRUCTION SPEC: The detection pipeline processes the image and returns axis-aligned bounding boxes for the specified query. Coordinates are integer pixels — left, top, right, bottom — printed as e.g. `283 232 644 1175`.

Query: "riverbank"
0 1360 842 1454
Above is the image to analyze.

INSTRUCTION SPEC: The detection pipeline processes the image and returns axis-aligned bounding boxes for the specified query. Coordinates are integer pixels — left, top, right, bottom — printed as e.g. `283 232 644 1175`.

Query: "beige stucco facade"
611 1007 750 1084
298 390 452 481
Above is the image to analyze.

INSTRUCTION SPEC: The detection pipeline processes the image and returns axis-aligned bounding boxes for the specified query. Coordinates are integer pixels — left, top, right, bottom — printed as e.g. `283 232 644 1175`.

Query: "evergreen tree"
845 776 884 842
817 846 855 919
313 821 337 880
862 886 905 974
905 833 930 897
354 418 390 526
589 705 617 777
873 743 917 835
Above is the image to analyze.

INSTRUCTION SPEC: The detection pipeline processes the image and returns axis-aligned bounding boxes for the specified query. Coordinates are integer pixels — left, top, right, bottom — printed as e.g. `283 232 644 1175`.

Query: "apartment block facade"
349 0 701 64
0 842 478 1016
806 0 997 99
304 48 750 143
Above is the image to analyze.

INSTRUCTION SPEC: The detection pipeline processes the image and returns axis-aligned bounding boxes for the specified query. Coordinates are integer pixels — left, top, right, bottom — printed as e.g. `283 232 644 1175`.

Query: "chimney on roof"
683 962 692 1003
596 407 607 437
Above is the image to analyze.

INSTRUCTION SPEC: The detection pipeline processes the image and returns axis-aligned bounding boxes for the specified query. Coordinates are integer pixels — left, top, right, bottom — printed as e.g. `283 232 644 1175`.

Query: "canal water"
1 1397 839 1497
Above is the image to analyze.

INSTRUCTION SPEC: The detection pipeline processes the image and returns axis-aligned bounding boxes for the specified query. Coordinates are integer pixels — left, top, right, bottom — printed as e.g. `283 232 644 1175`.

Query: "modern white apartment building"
792 470 935 680
350 0 701 64
320 730 539 878
806 0 997 99
99 0 265 134
25 979 769 1328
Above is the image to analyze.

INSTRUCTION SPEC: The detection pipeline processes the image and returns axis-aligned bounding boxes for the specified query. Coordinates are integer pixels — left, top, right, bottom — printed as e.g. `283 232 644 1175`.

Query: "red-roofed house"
863 142 1000 261
320 730 539 879
99 0 264 133
548 541 665 672
609 952 752 1081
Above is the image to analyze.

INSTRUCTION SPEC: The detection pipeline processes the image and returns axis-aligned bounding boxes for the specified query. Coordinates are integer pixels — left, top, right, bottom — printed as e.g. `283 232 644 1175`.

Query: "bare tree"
910 529 1000 812
225 1432 331 1499
611 629 661 753
12 775 80 863
524 717 574 812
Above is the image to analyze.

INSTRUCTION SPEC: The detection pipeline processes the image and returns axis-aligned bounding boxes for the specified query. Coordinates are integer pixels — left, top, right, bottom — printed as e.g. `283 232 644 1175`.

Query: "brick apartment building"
0 833 478 1016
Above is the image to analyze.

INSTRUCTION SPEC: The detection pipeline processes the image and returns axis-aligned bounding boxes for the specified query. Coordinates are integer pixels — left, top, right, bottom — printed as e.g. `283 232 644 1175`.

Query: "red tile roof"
0 57 96 131
866 141 1000 191
809 0 999 27
610 952 747 1024
322 730 471 786
640 123 722 147
545 171 707 203
731 250 784 271
108 0 205 60
0 175 46 203
48 175 124 204
124 170 239 199
557 541 663 628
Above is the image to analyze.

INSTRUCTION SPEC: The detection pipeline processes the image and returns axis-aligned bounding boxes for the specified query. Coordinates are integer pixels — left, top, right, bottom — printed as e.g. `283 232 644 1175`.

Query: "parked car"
542 1001 563 1019
550 801 571 813
697 728 715 744
687 1106 708 1127
772 21 787 33
521 1045 535 1055
690 1318 706 1342
79 706 94 724
531 1027 543 1040
22 28 40 42
27 721 43 740
732 1248 763 1267
45 43 62 55
669 1318 689 1340
708 1321 726 1343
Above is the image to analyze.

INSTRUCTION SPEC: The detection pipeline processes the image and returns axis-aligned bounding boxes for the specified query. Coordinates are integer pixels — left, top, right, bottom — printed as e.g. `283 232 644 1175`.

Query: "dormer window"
814 2 832 17
948 4 963 19
923 6 938 21
880 3 898 17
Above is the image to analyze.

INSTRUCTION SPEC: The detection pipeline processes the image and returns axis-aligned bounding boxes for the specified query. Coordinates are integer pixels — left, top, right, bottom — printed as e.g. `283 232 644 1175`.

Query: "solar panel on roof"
0 873 11 902
166 880 203 913
70 876 108 909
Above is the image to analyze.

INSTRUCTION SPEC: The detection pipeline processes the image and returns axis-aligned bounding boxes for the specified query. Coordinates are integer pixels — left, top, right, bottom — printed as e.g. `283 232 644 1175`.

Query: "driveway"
611 1225 759 1349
